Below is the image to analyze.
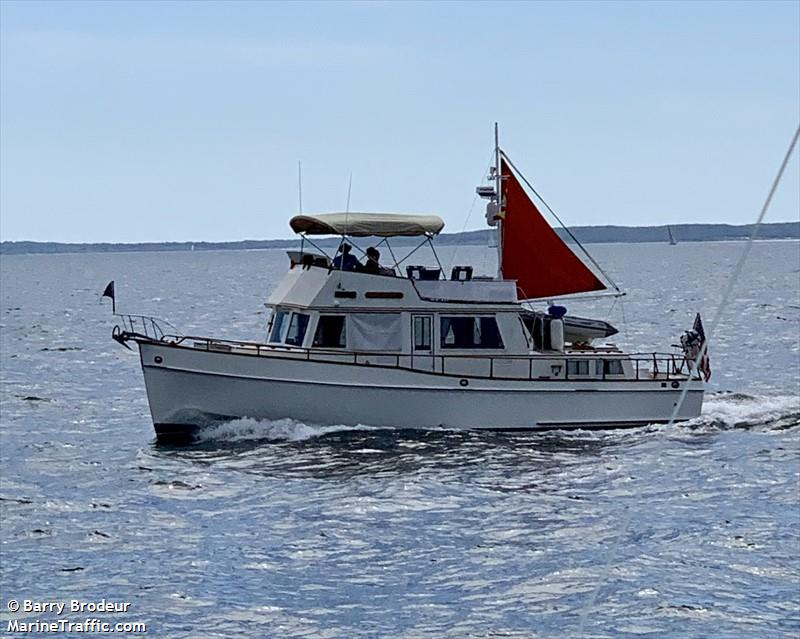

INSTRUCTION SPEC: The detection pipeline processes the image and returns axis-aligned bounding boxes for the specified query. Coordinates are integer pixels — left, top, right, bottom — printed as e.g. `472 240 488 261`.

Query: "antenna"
297 161 303 214
336 173 354 275
494 122 503 279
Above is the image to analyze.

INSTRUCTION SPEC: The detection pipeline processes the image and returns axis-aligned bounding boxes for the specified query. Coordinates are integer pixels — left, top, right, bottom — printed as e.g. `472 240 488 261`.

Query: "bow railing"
112 314 180 343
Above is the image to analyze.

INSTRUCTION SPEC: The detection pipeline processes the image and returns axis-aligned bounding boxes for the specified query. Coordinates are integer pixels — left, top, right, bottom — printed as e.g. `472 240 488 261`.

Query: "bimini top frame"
290 212 447 278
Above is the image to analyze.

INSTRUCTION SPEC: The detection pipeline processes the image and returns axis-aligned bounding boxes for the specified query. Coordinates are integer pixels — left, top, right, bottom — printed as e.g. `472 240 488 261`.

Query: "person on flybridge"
362 247 381 274
362 247 395 276
332 242 359 271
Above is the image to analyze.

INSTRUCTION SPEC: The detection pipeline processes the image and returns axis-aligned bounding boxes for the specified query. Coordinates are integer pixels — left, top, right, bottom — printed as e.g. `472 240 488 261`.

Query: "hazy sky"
1 1 798 243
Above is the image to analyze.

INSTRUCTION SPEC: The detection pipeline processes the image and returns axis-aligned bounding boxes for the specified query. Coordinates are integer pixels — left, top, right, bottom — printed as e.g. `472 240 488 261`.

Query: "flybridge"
267 266 520 309
286 129 620 304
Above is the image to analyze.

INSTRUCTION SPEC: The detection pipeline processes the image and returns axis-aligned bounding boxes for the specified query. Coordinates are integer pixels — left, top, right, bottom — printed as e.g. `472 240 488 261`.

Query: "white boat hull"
137 342 704 442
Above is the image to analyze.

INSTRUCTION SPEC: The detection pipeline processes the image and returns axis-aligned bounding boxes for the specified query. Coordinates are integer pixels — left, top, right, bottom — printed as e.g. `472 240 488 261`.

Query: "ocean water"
0 241 798 638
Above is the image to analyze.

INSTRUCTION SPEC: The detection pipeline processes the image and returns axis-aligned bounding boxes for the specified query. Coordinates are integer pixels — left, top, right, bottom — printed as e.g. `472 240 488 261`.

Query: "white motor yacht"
110 129 706 442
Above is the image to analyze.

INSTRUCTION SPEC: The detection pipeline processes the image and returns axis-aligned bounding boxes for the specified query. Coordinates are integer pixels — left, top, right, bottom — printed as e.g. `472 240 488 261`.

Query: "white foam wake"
194 417 378 443
190 392 797 443
691 392 800 431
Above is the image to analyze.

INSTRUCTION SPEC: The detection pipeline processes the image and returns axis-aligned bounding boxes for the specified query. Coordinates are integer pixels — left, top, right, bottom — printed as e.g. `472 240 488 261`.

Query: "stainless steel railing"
113 314 179 341
131 331 700 382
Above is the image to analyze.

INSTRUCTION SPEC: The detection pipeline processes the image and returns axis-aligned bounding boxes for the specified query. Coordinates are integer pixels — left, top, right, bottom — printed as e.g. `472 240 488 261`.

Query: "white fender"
550 319 565 352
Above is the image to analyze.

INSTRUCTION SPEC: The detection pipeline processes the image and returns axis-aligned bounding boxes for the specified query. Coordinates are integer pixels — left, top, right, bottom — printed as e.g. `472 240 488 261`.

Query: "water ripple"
1 244 799 638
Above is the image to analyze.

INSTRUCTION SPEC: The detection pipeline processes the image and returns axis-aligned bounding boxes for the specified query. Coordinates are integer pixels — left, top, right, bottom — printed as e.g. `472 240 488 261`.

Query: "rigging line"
500 150 621 293
667 122 799 426
345 172 353 214
619 296 629 347
297 161 303 214
605 295 618 322
337 172 354 278
576 122 800 638
447 150 497 274
446 194 478 274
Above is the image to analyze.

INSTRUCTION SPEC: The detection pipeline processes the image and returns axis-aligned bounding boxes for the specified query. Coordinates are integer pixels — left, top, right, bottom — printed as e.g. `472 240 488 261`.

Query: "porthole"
154 356 163 364
459 379 469 387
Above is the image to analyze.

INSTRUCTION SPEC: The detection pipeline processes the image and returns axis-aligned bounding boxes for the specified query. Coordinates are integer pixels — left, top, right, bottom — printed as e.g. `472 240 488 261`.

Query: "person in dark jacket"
362 247 381 274
332 242 359 271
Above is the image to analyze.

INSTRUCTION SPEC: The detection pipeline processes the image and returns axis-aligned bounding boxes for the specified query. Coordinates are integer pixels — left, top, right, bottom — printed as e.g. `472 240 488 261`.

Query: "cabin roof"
290 212 445 237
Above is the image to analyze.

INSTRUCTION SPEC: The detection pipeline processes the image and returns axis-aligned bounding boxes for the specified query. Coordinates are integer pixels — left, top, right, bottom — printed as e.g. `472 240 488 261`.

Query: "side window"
440 316 504 349
285 313 310 346
413 316 432 351
475 317 503 348
568 360 591 376
313 315 347 348
604 359 624 375
269 310 289 343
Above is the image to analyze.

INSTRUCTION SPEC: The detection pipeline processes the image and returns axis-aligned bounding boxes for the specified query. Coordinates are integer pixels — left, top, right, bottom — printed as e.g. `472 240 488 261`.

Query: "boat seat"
406 265 441 281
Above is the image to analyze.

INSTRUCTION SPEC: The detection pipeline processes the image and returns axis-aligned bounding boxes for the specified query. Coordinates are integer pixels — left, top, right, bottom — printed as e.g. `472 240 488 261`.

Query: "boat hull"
137 342 704 443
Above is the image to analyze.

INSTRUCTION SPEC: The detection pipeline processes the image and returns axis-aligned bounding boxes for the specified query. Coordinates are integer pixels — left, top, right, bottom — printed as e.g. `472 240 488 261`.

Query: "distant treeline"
2 222 797 255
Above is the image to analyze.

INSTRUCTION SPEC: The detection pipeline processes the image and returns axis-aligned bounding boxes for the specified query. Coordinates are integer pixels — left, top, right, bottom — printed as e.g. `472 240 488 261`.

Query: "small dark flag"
693 313 711 381
102 280 116 314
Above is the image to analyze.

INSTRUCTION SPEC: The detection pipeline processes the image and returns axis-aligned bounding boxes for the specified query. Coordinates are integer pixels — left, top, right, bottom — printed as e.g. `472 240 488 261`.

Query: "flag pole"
102 280 116 314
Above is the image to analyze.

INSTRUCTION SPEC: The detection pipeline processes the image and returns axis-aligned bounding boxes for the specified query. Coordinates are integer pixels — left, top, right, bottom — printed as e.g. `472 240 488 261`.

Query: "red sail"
500 158 606 300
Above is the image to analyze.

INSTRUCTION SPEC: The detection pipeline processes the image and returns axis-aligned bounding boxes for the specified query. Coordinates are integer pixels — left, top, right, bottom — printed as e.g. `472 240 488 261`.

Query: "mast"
494 122 503 279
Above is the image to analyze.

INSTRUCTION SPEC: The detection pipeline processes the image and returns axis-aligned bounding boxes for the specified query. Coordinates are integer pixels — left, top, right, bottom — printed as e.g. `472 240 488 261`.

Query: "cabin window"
269 310 290 343
603 359 624 375
348 313 402 352
313 315 347 348
523 315 550 351
285 312 310 347
414 316 432 351
440 316 504 349
568 360 591 376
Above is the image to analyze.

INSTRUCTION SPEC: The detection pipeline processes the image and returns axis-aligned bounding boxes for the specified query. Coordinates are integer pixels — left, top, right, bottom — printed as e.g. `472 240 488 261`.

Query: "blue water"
1 241 798 638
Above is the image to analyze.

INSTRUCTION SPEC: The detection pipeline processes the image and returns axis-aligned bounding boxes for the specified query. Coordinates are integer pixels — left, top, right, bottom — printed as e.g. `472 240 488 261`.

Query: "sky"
1 0 798 243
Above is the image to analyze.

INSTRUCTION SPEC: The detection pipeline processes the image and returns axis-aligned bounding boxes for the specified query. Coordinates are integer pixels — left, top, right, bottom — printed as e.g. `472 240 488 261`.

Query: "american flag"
693 313 711 381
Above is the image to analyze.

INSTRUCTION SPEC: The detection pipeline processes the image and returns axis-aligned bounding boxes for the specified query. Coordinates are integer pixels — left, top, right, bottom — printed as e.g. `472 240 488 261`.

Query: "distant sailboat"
667 226 677 246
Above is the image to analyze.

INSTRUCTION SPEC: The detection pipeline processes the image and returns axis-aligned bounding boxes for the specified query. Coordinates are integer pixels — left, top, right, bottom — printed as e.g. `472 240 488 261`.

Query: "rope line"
447 150 497 274
576 123 800 636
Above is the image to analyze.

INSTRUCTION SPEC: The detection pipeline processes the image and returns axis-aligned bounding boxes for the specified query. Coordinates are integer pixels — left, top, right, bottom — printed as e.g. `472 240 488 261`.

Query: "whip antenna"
297 161 303 214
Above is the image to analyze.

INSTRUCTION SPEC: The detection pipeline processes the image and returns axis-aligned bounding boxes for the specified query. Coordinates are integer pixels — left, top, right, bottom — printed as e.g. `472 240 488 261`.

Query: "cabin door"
411 314 435 372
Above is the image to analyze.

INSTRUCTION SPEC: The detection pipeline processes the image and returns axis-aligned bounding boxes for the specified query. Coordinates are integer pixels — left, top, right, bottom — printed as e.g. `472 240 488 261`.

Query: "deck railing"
113 314 177 341
136 331 701 383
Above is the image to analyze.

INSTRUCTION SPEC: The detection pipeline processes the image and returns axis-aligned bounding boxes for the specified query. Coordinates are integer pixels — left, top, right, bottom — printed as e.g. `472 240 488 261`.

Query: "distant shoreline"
1 222 797 255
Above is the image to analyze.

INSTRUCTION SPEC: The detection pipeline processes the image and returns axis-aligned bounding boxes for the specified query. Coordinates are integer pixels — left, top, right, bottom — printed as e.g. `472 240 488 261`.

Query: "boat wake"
193 417 379 444
688 392 800 432
184 393 797 445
